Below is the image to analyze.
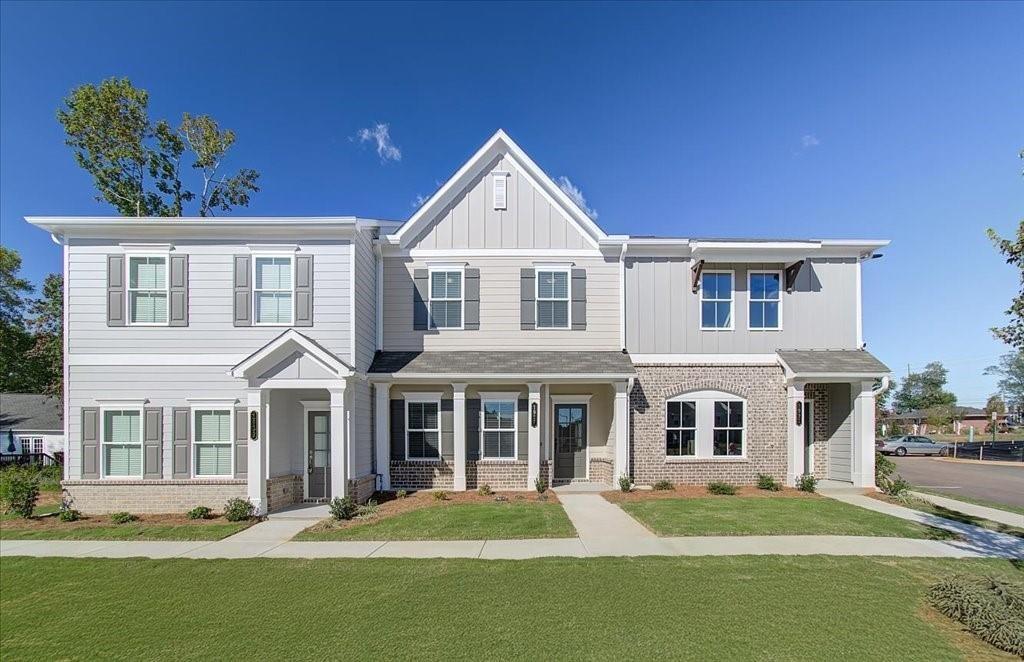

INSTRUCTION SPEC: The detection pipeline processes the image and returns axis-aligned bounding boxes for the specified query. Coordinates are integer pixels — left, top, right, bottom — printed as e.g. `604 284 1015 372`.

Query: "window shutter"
172 407 191 478
517 399 529 461
390 399 405 461
571 268 587 330
107 255 125 327
520 268 536 330
143 407 163 479
466 399 481 461
440 399 454 461
81 407 100 479
493 174 507 210
233 256 252 327
464 268 480 330
234 408 248 479
169 255 189 327
413 269 429 330
294 255 314 327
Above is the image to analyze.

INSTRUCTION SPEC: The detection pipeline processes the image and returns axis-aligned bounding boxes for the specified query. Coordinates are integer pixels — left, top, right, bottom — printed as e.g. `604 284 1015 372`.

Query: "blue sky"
1 1 1021 405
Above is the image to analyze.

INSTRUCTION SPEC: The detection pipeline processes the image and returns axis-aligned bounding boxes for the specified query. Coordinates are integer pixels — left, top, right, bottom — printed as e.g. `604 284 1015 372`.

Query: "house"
0 393 65 464
25 130 890 514
882 406 1004 435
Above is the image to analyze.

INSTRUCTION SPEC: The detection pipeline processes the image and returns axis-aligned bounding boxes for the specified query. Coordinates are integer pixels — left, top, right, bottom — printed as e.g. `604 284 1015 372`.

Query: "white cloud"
411 193 428 209
557 176 598 219
800 134 821 149
354 123 401 162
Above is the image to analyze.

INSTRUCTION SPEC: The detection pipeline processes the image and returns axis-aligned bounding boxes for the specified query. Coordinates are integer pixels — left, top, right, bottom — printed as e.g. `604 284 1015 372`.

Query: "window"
536 269 570 329
701 271 733 329
102 409 142 477
194 409 232 477
254 256 294 325
128 255 168 324
19 437 43 455
481 397 517 459
749 272 781 330
493 173 508 210
429 269 463 329
406 399 440 460
665 401 696 456
713 401 744 456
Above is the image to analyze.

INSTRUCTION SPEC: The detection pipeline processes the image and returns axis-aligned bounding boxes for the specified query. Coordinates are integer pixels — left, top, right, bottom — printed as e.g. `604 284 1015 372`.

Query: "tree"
985 394 1006 416
892 362 956 412
27 274 64 399
984 350 1024 409
986 149 1024 349
57 77 260 217
0 247 48 392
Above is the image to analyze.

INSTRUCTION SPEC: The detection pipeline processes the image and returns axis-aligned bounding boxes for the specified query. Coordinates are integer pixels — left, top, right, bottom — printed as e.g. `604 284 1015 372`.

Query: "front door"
554 404 587 481
307 411 330 499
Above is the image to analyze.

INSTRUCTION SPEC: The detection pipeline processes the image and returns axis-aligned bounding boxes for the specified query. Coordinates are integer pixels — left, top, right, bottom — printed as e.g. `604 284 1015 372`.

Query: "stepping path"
557 493 674 556
909 491 1024 529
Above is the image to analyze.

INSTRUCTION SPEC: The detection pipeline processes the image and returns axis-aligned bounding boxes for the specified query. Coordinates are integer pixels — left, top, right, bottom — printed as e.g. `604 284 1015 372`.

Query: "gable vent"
492 173 508 210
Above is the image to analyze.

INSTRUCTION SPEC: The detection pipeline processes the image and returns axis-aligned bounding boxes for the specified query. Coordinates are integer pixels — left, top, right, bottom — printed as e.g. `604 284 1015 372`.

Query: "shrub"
432 490 450 501
329 496 357 521
357 499 379 518
58 508 81 522
478 484 492 496
223 497 256 522
0 466 39 518
534 476 547 493
187 505 211 520
36 463 63 491
652 479 674 491
756 474 782 491
618 475 632 492
882 474 912 497
396 489 408 499
796 474 818 493
707 481 738 495
875 452 896 483
110 512 137 524
537 493 549 501
929 574 1024 656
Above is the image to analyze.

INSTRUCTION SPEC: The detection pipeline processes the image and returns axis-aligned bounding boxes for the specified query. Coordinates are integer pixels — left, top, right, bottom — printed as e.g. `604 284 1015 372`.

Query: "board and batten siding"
826 382 853 481
352 228 378 372
624 257 860 354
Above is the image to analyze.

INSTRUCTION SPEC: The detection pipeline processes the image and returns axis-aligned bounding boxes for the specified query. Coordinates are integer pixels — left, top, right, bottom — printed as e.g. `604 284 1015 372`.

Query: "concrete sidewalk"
909 491 1024 529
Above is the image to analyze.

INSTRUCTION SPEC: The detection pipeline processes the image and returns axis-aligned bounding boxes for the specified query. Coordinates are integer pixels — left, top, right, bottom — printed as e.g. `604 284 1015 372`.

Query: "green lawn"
0 521 250 541
1 556 1019 660
912 488 1024 517
877 495 1024 539
296 502 576 541
618 497 954 538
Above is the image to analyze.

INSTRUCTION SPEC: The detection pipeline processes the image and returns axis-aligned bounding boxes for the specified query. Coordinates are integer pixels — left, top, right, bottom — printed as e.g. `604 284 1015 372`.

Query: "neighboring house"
26 130 890 514
882 406 1004 435
0 393 64 461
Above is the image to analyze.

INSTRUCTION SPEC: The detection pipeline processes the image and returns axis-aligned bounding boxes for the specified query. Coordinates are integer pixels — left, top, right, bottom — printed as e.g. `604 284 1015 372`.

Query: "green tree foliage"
0 246 36 391
985 394 1007 416
984 350 1024 410
892 362 956 413
986 149 1024 349
0 247 61 396
26 274 64 399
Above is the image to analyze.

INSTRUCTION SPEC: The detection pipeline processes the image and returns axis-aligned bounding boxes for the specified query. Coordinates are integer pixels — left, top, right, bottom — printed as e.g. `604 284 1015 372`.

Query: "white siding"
352 228 378 372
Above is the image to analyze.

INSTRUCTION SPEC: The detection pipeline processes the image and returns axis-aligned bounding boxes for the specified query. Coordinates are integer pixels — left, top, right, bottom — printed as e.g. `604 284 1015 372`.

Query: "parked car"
877 435 949 457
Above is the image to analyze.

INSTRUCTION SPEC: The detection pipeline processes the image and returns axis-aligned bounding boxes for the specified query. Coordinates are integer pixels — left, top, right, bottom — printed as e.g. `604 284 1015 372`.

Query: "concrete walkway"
909 491 1024 529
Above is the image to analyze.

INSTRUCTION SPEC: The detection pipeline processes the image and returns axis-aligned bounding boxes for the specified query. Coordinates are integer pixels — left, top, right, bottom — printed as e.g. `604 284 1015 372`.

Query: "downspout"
52 233 70 481
618 242 628 351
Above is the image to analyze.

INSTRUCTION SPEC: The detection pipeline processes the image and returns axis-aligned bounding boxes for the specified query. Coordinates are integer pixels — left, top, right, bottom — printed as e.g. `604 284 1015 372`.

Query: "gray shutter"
390 399 405 460
520 268 536 330
464 268 480 330
233 255 251 327
169 255 189 327
295 255 313 327
517 399 529 461
234 408 248 479
571 268 587 330
107 255 125 327
466 399 481 461
172 407 191 478
413 269 429 330
440 399 454 460
81 408 100 479
143 407 162 479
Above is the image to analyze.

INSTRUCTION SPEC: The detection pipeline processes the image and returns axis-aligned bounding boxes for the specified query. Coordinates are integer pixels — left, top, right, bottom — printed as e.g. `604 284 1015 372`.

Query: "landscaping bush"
875 452 896 483
478 484 492 496
707 481 737 495
432 490 450 501
534 476 547 493
0 466 39 518
187 505 212 520
929 574 1024 656
223 497 256 522
652 479 674 491
36 463 63 491
618 475 632 492
110 512 137 524
329 496 357 521
58 508 81 522
357 499 379 518
756 474 782 491
796 474 817 493
882 474 912 497
396 489 408 499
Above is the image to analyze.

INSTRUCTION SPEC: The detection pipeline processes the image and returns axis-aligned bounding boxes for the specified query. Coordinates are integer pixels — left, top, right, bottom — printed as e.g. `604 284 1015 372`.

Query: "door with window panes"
307 411 330 499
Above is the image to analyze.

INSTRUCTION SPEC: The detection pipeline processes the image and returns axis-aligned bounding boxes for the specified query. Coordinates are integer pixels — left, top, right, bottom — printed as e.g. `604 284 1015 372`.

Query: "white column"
246 388 267 515
330 384 348 500
786 382 805 486
374 382 391 490
527 382 542 488
852 380 877 488
452 382 467 491
613 381 630 484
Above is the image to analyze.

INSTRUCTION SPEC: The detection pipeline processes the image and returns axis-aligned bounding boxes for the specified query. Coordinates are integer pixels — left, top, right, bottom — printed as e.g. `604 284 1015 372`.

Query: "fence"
0 452 63 468
948 441 1024 462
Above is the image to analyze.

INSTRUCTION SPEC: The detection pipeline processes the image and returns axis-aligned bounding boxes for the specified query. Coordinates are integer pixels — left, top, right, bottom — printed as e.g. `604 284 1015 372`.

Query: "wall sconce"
795 402 803 427
531 402 538 428
249 411 260 441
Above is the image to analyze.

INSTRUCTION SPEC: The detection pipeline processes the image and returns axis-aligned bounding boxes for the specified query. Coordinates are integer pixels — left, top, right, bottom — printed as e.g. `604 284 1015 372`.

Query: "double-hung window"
664 391 746 459
749 272 781 330
128 255 168 325
102 409 142 477
481 396 517 459
713 401 745 456
665 401 696 457
254 256 294 325
194 409 233 477
700 271 733 330
429 269 463 329
536 269 570 329
406 398 441 460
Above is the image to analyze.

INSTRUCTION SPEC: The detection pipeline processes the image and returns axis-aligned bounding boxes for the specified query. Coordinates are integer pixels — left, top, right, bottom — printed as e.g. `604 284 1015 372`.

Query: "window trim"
492 171 509 210
427 266 465 330
700 269 735 331
747 270 783 331
126 251 170 327
252 254 296 327
405 393 442 462
19 436 44 455
711 400 746 458
479 392 519 461
99 406 144 479
664 390 747 460
191 407 235 479
665 400 697 458
535 267 572 330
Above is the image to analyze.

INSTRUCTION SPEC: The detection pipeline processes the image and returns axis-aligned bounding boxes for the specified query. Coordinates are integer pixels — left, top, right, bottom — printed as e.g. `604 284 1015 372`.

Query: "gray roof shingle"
369 351 635 376
777 349 889 375
0 393 62 431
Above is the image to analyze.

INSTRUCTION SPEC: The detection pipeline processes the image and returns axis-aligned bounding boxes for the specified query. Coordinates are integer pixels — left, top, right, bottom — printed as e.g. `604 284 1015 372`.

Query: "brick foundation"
349 474 378 503
588 457 614 484
390 459 539 491
266 474 303 512
62 479 247 515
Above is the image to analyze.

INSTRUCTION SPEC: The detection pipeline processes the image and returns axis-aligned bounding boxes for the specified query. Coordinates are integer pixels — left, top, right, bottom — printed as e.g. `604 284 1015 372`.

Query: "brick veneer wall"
630 364 788 486
390 460 539 491
803 383 832 479
589 457 613 484
469 461 529 490
266 474 303 512
62 480 246 515
349 474 377 503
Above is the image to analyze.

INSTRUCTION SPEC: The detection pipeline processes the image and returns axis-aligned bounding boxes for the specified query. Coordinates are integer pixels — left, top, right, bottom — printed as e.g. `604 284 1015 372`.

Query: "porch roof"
368 351 635 379
777 349 890 381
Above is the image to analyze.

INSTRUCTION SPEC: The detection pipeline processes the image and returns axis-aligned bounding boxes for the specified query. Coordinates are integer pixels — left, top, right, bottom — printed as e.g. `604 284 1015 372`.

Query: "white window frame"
535 267 572 330
664 390 746 460
126 251 170 327
700 269 734 331
492 172 509 210
747 270 783 331
427 266 465 330
19 437 44 455
664 400 697 458
405 393 442 462
712 400 746 458
252 254 295 326
99 406 144 479
191 407 235 479
479 392 519 461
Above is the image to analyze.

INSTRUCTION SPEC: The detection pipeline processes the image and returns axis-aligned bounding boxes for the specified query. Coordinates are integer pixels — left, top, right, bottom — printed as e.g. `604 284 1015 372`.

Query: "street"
891 456 1024 509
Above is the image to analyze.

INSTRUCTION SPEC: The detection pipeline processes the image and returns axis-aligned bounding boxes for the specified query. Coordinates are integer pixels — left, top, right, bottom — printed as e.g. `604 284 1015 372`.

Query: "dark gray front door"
307 411 330 499
554 404 587 481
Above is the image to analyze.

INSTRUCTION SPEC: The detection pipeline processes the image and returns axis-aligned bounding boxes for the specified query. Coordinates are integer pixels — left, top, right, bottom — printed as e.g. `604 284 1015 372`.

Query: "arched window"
665 390 746 458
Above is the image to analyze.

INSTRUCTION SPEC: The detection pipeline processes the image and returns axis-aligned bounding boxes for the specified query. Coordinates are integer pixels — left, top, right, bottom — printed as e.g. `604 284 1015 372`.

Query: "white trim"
71 354 244 366
535 267 571 330
191 407 235 479
531 261 575 268
855 260 863 347
350 241 357 367
99 406 144 479
370 373 635 382
375 241 384 351
664 389 747 460
300 400 330 409
230 329 354 379
94 398 149 407
479 394 518 460
185 398 238 407
427 266 465 330
618 242 627 350
405 396 442 462
119 242 174 252
630 354 779 365
403 392 444 402
492 172 508 210
246 244 298 253
747 270 783 331
665 399 697 458
549 398 590 481
62 239 69 480
125 252 171 326
252 254 295 326
699 269 735 331
402 248 603 259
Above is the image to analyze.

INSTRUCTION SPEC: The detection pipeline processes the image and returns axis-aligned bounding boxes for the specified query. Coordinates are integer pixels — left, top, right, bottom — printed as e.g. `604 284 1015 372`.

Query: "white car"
877 435 949 457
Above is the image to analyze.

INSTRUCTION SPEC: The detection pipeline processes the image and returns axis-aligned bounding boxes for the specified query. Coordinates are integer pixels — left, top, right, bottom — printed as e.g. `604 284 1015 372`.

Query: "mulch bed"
603 485 822 503
0 510 243 532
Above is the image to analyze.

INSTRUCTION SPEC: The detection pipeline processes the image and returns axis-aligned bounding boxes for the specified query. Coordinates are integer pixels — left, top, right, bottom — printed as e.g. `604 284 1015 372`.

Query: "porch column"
330 385 348 500
246 389 267 515
374 382 391 490
613 381 630 483
852 381 877 489
786 382 805 486
452 382 467 491
527 382 542 488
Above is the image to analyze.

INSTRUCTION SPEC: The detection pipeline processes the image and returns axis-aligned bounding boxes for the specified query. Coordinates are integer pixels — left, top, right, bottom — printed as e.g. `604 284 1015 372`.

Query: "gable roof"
0 393 62 431
229 329 353 380
387 130 610 250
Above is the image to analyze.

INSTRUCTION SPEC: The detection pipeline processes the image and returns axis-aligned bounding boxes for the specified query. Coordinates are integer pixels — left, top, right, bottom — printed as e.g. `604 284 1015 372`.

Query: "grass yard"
912 488 1024 517
0 514 251 541
1 556 1020 661
617 496 955 538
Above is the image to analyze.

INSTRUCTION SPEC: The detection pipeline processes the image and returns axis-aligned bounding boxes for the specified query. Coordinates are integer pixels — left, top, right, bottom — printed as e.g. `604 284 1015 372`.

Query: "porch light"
249 411 259 441
531 402 538 428
795 402 803 426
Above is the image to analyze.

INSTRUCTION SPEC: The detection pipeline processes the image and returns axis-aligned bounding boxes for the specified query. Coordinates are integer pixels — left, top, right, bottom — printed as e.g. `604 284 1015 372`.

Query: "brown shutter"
294 255 313 327
234 408 248 479
233 256 251 326
81 408 100 479
169 255 189 327
172 407 191 478
143 407 163 479
107 255 125 326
